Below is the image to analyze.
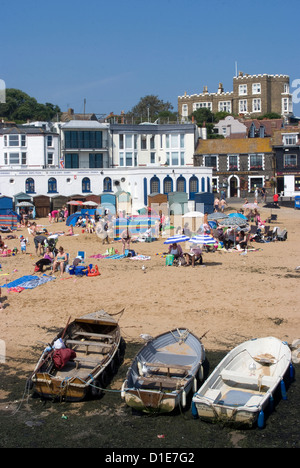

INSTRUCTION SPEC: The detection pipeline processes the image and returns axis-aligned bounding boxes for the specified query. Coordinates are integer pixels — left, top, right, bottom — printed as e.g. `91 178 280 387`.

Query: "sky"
2 0 300 117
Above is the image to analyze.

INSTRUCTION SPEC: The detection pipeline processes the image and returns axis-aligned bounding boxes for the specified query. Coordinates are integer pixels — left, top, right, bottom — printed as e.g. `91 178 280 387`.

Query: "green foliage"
0 88 61 122
128 95 174 121
257 112 282 120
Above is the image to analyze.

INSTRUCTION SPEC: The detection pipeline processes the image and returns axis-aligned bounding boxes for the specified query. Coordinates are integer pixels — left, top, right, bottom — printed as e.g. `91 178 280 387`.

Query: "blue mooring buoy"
281 379 287 400
191 400 198 419
257 410 265 429
289 363 295 381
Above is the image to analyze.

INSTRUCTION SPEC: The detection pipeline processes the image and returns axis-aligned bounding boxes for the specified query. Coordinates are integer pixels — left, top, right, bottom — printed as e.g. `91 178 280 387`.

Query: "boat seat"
73 331 113 341
72 357 102 369
144 362 191 377
66 339 112 355
204 388 222 402
221 369 276 388
245 395 263 407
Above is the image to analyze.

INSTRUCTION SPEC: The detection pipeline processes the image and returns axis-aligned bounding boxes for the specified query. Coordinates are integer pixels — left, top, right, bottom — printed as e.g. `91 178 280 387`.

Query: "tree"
0 88 61 122
128 95 174 121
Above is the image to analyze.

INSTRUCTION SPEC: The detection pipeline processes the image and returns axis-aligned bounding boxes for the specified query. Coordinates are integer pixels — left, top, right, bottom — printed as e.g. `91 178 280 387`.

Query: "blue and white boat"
192 337 293 428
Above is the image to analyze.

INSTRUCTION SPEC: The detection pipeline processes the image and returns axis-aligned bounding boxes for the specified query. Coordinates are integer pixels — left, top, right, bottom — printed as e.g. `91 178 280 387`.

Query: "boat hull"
192 337 292 427
123 328 205 413
31 310 123 401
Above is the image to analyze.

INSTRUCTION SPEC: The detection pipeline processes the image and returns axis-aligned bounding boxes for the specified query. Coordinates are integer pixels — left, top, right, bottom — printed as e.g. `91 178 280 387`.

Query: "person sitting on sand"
184 246 203 267
34 246 54 273
51 246 68 277
168 242 184 260
236 230 247 251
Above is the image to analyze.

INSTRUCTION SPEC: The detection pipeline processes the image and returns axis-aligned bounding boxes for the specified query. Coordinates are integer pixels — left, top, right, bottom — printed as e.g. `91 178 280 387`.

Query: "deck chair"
277 229 287 241
77 251 85 261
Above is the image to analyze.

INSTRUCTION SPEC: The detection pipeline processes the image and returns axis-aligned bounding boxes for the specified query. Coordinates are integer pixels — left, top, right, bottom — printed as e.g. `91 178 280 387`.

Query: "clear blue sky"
2 0 300 116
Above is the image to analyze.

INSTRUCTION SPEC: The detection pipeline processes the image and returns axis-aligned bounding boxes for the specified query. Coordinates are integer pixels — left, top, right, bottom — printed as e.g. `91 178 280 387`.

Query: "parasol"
164 234 190 244
189 234 215 245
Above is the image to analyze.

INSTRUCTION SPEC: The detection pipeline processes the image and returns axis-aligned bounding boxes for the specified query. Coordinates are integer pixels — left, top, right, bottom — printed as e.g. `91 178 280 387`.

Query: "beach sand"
0 203 300 376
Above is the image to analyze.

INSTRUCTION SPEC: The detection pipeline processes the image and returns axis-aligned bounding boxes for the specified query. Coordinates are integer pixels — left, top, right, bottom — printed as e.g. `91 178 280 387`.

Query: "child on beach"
20 235 27 254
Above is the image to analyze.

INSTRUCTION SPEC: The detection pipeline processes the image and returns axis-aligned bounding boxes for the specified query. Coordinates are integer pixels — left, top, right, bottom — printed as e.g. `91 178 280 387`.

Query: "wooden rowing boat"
121 328 205 413
192 336 293 428
30 310 124 401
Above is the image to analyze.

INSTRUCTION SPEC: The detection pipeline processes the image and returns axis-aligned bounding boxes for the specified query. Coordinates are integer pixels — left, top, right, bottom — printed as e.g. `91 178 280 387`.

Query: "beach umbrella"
16 201 34 207
164 234 190 244
219 217 248 227
189 234 215 245
182 210 204 218
207 212 228 220
228 212 247 220
83 201 99 206
67 200 83 206
243 203 259 210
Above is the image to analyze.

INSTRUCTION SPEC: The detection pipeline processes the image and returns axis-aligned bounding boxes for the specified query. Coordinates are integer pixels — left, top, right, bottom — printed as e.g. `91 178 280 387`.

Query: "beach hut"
100 193 116 215
14 192 32 210
33 195 51 218
148 193 168 216
0 196 13 211
194 192 214 214
116 191 131 216
168 192 188 215
51 195 68 211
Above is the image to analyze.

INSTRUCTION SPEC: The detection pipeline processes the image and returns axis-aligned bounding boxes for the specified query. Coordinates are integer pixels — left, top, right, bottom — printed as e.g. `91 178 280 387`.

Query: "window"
189 176 198 199
103 177 112 192
282 97 292 114
239 84 247 95
249 177 263 191
252 83 261 94
182 104 188 117
252 98 261 112
228 155 238 171
284 154 297 168
65 153 79 168
47 153 54 165
150 135 155 149
193 102 212 111
163 176 173 194
5 152 26 164
218 101 232 113
119 134 124 150
239 100 248 113
64 131 103 149
176 176 186 192
141 135 147 150
47 135 53 147
204 155 217 170
48 177 57 193
249 154 263 170
9 135 19 146
150 176 160 194
283 134 298 146
89 153 103 168
150 152 155 164
82 177 91 192
25 178 35 193
284 83 289 94
295 177 300 191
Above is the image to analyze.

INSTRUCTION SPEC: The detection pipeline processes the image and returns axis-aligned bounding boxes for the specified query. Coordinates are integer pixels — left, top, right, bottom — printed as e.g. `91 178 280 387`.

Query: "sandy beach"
0 201 300 385
0 201 300 449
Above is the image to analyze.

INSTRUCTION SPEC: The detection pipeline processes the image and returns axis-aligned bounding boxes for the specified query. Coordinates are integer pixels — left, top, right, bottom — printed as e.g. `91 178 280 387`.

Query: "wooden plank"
73 331 113 340
144 362 191 371
66 339 112 348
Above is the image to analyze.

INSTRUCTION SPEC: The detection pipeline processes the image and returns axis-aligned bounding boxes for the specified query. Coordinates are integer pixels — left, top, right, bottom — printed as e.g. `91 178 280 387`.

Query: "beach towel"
2 274 55 289
130 255 151 261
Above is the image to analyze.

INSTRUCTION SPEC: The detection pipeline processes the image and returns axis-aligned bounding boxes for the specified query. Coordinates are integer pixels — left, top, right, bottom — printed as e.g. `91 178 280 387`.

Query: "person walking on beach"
20 235 27 254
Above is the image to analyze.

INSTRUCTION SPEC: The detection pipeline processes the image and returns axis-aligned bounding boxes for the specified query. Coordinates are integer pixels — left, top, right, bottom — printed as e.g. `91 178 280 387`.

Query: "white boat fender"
193 377 198 393
198 365 204 381
121 381 125 399
182 390 187 408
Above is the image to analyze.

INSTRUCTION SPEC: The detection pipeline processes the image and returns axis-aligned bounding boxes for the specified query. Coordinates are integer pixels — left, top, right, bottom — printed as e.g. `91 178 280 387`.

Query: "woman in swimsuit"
52 246 68 276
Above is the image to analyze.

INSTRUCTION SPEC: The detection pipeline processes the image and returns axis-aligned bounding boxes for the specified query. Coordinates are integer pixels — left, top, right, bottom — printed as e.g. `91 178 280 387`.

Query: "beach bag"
53 348 76 370
165 254 174 266
108 247 115 256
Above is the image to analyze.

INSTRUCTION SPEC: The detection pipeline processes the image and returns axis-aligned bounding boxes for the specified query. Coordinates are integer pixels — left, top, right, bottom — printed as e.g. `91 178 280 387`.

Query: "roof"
195 137 273 155
61 120 109 129
242 118 283 136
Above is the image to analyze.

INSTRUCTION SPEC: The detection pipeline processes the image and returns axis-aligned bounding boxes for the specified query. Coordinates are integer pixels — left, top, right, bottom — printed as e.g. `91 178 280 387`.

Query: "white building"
0 120 212 214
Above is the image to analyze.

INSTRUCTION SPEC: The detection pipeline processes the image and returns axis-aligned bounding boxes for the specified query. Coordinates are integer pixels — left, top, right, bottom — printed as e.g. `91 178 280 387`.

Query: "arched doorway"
229 175 239 198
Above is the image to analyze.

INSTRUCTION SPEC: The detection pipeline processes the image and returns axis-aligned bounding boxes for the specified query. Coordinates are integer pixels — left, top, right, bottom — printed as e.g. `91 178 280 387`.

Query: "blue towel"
2 274 55 289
